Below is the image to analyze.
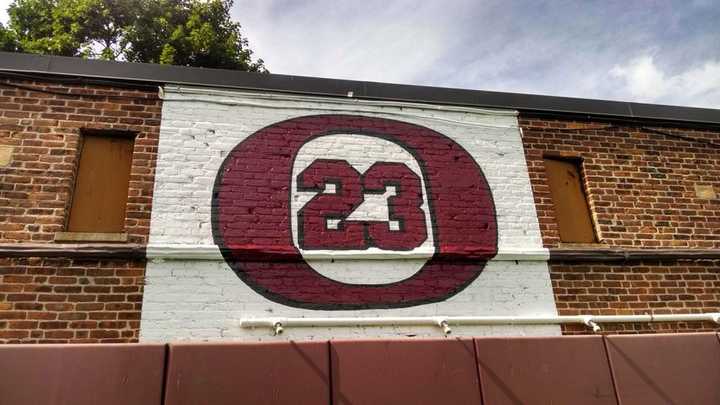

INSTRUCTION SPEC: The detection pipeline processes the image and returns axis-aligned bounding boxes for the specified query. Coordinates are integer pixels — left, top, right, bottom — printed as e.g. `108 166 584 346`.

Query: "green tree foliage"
0 0 265 71
0 23 21 51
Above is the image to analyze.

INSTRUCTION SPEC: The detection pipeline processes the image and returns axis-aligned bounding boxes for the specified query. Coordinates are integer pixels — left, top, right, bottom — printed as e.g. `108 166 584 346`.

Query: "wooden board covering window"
67 134 134 233
544 157 597 243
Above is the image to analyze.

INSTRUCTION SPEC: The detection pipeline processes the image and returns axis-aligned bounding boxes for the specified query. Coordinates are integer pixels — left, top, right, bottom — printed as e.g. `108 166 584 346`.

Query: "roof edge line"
0 51 718 125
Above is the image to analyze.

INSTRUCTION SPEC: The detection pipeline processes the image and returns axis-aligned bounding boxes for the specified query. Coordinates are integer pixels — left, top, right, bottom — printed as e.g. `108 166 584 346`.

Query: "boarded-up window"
544 157 596 243
67 133 134 233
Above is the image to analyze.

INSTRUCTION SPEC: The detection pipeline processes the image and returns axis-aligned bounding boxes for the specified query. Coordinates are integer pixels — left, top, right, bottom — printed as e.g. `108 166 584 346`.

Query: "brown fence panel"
475 336 617 405
606 333 720 405
163 341 329 405
0 344 166 405
329 338 480 405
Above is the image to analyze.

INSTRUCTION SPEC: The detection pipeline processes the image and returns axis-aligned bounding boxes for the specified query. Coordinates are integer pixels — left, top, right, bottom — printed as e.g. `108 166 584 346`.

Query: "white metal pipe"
241 313 720 334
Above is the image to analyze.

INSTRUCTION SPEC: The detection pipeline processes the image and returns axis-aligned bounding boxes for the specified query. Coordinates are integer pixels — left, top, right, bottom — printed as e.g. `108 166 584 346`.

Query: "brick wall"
521 116 720 249
0 76 161 343
521 114 720 333
553 260 720 334
4 74 716 341
0 257 144 343
0 77 161 244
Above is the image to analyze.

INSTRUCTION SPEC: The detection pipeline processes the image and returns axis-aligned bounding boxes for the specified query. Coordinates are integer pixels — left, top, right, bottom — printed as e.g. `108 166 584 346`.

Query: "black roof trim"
1 51 719 125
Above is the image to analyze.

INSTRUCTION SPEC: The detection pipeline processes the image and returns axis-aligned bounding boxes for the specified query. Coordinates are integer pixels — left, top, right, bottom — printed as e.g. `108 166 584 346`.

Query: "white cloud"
232 1 454 84
610 55 720 108
233 1 720 109
0 0 10 24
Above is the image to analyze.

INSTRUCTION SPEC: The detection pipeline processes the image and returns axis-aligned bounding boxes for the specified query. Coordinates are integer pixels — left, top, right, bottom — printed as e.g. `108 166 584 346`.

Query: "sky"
2 0 719 108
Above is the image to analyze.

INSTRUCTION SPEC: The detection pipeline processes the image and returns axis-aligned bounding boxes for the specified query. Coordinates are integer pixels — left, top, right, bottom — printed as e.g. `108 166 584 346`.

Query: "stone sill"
54 232 129 243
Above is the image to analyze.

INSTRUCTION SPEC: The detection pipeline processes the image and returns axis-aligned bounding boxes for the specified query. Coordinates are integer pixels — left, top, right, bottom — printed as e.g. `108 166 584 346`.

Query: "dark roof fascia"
1 51 719 126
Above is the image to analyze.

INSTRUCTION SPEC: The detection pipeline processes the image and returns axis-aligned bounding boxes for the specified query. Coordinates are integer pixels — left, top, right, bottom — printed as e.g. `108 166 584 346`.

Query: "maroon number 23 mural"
212 115 498 309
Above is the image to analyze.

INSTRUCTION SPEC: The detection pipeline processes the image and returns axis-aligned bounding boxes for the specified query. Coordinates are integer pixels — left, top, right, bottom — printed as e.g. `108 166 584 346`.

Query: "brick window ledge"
54 232 129 243
0 242 144 259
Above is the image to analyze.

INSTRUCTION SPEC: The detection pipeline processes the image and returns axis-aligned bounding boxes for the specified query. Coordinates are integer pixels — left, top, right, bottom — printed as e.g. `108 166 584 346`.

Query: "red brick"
521 117 720 249
0 77 160 245
523 115 720 335
551 259 720 334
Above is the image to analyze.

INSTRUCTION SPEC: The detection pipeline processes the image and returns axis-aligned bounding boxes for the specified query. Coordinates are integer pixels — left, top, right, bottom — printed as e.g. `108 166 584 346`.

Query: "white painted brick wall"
141 86 559 341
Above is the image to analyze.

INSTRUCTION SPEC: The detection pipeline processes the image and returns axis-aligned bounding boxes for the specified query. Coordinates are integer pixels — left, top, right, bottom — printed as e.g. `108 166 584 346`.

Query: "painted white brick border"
141 86 559 341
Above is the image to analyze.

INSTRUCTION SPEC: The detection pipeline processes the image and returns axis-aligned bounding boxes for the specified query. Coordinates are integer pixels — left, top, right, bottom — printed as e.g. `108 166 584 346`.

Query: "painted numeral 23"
297 159 428 251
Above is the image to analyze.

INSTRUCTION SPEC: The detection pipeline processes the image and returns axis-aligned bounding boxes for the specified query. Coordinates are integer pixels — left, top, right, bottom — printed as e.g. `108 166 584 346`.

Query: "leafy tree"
1 0 265 71
0 23 21 52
